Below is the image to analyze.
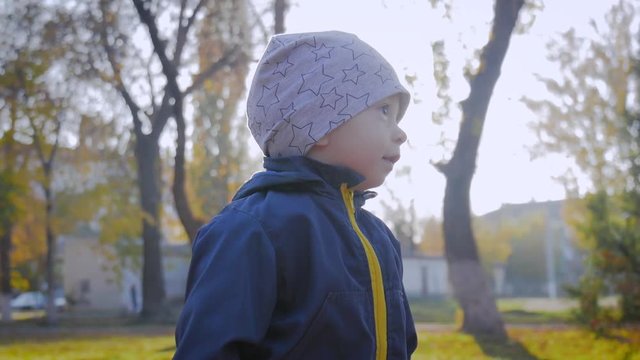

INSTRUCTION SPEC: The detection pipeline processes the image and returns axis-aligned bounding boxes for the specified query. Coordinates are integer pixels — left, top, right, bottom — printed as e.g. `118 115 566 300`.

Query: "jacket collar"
234 156 376 207
264 156 364 189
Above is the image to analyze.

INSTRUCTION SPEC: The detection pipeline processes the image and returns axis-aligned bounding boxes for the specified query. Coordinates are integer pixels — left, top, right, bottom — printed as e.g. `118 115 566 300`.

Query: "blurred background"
1 0 639 358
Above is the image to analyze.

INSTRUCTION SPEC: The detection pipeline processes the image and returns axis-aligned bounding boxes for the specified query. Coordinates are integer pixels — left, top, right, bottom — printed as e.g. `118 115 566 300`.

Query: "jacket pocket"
284 291 375 360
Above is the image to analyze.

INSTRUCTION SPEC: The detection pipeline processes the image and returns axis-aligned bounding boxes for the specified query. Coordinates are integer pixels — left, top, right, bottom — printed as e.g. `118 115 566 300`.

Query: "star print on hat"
247 31 410 157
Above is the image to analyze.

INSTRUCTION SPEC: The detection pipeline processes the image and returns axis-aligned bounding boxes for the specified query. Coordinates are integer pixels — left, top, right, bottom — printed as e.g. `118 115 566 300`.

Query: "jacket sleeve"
403 288 418 355
174 209 277 360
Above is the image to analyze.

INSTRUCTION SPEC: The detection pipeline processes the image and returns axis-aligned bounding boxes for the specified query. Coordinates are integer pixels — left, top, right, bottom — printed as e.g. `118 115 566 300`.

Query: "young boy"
174 31 417 359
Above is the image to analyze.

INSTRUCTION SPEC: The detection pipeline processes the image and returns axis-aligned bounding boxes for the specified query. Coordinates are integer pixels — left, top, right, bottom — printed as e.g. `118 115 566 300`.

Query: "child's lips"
383 154 400 164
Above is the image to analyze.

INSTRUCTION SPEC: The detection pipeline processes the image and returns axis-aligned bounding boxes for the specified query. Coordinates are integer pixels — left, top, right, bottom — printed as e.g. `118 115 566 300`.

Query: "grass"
1 326 638 359
0 298 637 359
409 297 575 324
0 334 174 360
413 327 640 359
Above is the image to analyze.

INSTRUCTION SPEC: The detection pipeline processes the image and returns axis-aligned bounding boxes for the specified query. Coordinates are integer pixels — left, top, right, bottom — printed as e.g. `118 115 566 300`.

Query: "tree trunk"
132 0 244 243
135 135 166 319
43 184 58 325
274 0 288 34
436 0 524 340
0 225 12 322
173 95 204 242
442 169 505 338
1 100 18 323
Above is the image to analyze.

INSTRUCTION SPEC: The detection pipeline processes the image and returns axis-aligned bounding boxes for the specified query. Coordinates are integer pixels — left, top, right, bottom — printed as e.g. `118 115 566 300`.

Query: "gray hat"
247 31 410 157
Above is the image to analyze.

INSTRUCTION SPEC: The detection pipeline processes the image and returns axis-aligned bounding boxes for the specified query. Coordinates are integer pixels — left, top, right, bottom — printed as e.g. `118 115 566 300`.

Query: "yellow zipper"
340 183 387 360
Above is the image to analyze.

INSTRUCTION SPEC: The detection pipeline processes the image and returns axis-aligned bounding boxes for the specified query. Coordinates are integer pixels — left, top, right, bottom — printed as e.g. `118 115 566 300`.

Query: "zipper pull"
340 183 355 214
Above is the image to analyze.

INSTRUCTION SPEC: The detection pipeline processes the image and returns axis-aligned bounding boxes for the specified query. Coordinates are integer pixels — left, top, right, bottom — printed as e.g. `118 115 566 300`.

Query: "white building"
61 233 189 312
402 255 450 298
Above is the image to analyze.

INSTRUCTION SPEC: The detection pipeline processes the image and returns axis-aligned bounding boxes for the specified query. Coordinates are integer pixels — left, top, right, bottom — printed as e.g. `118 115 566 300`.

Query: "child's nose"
394 125 407 144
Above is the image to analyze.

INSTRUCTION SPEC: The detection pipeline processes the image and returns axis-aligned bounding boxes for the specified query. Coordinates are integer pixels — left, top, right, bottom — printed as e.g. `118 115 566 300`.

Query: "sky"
257 0 615 218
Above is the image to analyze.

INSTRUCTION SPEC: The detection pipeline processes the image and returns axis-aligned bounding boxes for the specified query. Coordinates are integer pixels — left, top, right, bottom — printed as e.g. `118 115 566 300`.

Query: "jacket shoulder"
220 190 329 241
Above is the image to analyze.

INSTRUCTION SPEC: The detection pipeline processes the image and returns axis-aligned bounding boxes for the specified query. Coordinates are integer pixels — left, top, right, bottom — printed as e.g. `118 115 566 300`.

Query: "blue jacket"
174 156 417 359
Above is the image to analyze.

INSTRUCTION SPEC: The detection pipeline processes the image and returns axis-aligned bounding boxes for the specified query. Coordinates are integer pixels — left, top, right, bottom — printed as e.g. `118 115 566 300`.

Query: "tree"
0 156 26 322
578 191 640 321
524 0 640 322
524 1 636 192
181 0 287 231
130 0 244 243
186 0 256 220
433 0 525 339
1 3 135 324
25 18 80 324
0 1 80 324
0 0 38 323
0 51 25 324
28 91 64 325
80 0 245 318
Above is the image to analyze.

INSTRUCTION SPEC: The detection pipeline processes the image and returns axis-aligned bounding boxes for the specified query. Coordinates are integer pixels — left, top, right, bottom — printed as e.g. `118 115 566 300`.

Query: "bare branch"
28 117 46 168
174 0 207 67
184 46 242 95
248 1 270 44
274 0 288 34
132 0 180 138
47 115 62 167
98 0 144 137
145 55 158 115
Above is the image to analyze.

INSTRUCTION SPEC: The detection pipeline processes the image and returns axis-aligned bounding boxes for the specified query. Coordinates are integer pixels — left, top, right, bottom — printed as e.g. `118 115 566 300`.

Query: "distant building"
402 254 507 299
402 255 450 298
61 231 190 312
478 200 584 297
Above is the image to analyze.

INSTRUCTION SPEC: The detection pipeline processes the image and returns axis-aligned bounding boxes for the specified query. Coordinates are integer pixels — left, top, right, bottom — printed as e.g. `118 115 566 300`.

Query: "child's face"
312 94 407 190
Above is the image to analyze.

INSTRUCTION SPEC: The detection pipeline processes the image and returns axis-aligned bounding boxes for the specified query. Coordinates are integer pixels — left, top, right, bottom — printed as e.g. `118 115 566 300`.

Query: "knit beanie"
246 31 410 157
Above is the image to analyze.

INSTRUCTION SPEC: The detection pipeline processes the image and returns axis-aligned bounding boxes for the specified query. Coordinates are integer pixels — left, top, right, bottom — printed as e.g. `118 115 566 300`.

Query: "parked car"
10 291 44 310
10 291 67 311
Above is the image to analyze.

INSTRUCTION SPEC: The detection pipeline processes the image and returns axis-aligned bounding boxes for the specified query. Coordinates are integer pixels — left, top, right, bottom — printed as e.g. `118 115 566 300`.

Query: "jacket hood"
233 156 373 203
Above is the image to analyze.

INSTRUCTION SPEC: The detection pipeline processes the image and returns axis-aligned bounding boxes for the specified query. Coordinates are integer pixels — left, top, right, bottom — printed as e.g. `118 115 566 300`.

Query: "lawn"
1 298 638 359
0 332 174 360
1 326 639 359
408 297 577 324
414 327 640 359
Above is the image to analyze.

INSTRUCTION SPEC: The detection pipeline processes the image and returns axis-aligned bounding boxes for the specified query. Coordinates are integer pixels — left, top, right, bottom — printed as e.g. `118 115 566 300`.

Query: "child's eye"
381 104 389 116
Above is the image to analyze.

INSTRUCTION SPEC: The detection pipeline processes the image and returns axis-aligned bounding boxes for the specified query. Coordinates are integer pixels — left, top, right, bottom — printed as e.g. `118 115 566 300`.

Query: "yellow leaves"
11 197 47 265
418 217 444 256
162 211 189 245
10 270 30 292
418 214 528 267
99 206 144 246
474 217 519 265
0 171 27 227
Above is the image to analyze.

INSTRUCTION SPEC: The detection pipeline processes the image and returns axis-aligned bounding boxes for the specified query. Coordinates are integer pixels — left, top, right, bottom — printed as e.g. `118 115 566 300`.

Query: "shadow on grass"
474 335 539 360
159 346 176 353
597 331 633 344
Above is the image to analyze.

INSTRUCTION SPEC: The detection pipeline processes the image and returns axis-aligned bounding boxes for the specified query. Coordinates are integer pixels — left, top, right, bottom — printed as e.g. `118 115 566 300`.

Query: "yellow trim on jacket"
340 184 387 360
